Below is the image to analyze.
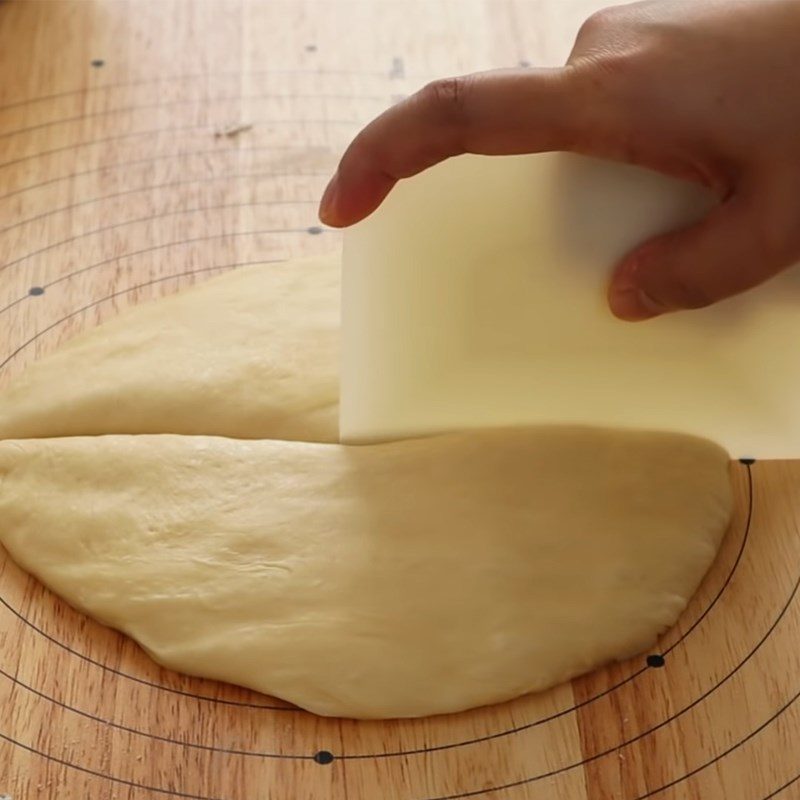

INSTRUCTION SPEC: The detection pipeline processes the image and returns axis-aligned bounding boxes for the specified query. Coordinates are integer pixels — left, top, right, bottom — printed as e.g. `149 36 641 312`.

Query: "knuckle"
572 3 651 83
579 50 639 86
569 47 640 117
420 76 472 121
576 5 623 40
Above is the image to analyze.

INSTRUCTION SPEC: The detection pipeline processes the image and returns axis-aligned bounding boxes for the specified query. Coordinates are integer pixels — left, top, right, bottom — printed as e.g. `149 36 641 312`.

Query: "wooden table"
1 1 798 798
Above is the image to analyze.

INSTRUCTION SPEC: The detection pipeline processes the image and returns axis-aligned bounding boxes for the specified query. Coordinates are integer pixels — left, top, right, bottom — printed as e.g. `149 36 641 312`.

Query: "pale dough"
0 255 339 443
0 427 732 719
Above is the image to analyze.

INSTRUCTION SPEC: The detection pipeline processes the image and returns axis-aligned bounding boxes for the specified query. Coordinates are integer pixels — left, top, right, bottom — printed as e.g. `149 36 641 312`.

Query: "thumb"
607 182 800 320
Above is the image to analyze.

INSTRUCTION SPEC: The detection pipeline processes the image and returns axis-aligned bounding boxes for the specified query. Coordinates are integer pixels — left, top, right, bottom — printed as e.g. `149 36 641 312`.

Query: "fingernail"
319 172 340 226
608 286 666 322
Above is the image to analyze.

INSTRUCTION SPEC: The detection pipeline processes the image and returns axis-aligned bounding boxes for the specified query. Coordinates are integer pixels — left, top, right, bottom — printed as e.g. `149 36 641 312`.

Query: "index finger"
318 67 595 228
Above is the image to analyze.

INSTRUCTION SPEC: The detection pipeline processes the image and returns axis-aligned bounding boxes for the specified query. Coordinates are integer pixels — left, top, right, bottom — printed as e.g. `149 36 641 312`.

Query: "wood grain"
0 1 797 798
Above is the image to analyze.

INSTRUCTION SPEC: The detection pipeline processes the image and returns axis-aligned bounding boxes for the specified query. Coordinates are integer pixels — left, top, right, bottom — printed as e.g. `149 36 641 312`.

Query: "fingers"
608 175 800 320
319 67 598 227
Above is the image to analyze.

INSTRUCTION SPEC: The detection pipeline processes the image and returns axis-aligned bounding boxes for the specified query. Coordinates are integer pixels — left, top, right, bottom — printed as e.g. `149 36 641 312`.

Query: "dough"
0 255 339 443
0 427 732 719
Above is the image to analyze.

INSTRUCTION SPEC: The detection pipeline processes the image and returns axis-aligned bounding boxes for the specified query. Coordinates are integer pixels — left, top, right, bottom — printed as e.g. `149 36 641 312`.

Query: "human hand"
319 0 800 320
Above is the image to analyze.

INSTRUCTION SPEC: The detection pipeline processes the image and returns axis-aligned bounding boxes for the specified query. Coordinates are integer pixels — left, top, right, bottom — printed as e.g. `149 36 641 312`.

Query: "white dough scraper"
340 153 800 459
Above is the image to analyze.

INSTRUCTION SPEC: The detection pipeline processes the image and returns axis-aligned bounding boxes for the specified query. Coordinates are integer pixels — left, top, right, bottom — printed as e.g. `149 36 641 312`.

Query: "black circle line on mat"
0 67 431 113
0 662 306 758
0 91 389 140
0 118 360 171
428 681 800 800
0 170 330 237
0 226 327 317
0 144 333 202
762 771 800 799
0 728 229 800
0 465 796 799
0 200 319 275
0 442 751 761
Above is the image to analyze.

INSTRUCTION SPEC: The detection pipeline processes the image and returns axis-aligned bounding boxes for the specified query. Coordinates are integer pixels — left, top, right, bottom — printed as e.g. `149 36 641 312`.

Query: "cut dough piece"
0 427 732 719
0 255 339 443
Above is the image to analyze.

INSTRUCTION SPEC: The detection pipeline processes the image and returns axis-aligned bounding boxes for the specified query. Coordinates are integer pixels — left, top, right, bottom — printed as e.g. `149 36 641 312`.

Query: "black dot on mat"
28 286 45 296
518 59 531 68
91 58 105 67
307 225 323 235
305 44 318 52
646 654 665 668
739 457 756 465
313 750 335 765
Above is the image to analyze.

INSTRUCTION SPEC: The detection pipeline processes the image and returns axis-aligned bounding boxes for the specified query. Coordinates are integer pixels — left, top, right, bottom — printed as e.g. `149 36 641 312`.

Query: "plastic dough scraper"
340 153 800 459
